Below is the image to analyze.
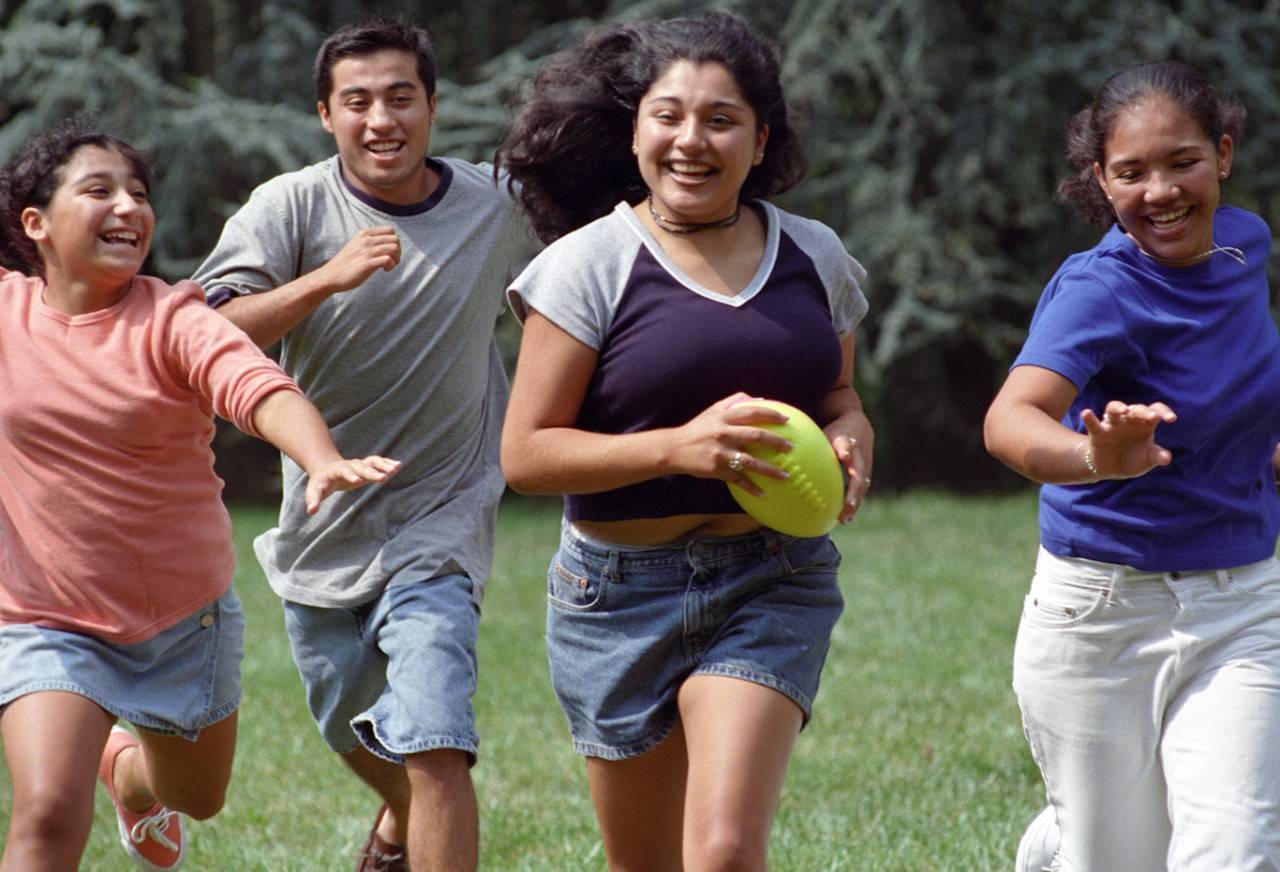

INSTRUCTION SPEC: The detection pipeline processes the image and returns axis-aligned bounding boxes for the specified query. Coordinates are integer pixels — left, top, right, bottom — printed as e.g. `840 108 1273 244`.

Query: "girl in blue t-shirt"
986 61 1280 871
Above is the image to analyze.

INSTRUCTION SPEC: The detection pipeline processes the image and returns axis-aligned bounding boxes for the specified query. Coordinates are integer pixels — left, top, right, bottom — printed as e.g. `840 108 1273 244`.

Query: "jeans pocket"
1022 572 1108 629
547 553 607 612
777 536 842 575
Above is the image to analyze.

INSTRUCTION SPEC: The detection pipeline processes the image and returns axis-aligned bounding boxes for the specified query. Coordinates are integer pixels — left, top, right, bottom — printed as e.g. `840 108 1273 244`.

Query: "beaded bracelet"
1082 447 1103 479
1072 439 1102 481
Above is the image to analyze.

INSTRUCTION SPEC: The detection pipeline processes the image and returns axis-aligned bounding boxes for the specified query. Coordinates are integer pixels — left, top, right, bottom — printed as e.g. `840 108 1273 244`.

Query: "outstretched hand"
1080 401 1177 480
304 455 402 515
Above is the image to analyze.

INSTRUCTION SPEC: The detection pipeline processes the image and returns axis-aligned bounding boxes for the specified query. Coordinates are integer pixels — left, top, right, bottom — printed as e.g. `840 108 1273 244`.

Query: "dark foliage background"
3 0 1277 498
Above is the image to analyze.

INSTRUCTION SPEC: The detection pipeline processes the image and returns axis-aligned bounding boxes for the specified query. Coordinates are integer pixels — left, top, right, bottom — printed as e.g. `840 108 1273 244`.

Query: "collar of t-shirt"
337 157 453 216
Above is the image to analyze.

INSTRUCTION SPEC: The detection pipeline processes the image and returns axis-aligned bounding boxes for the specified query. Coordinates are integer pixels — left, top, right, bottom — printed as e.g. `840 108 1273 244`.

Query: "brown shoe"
355 805 407 872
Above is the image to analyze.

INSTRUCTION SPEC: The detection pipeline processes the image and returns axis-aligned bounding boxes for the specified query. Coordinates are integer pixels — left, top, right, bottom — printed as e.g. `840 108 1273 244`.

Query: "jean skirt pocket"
547 547 607 612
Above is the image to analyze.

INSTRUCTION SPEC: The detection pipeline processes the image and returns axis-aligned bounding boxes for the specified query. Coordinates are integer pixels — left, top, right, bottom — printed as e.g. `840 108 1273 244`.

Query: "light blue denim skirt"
0 587 243 739
547 521 844 760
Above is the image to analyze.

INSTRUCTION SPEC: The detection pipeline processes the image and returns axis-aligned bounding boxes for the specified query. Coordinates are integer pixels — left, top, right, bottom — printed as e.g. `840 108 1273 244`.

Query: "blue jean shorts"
0 588 244 740
548 521 844 760
283 573 480 764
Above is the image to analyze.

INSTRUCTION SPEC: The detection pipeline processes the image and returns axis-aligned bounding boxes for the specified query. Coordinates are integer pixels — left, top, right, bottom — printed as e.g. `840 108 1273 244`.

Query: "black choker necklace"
647 193 740 234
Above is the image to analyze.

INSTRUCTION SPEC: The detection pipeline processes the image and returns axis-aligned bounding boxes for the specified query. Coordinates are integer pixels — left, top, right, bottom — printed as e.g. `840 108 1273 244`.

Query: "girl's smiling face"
1092 96 1233 267
632 59 768 225
21 145 153 295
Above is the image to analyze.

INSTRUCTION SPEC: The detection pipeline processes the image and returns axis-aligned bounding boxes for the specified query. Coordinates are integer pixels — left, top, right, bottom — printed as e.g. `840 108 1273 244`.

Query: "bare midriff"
573 512 764 546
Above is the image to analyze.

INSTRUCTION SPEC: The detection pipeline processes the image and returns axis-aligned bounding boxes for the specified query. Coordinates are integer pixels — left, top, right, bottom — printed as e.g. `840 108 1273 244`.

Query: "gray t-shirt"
194 156 534 608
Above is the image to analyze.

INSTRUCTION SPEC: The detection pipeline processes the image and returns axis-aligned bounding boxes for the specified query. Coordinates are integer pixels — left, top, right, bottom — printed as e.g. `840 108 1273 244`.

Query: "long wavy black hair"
496 10 806 244
1058 60 1245 226
0 117 151 276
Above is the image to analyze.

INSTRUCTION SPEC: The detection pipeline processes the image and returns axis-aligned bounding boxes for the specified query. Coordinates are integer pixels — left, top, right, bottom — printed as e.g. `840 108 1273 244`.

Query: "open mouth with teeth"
1148 206 1191 231
99 230 142 247
666 161 716 182
366 140 404 156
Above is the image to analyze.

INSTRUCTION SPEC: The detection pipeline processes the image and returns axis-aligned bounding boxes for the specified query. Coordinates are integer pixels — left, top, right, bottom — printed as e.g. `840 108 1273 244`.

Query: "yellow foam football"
727 400 844 538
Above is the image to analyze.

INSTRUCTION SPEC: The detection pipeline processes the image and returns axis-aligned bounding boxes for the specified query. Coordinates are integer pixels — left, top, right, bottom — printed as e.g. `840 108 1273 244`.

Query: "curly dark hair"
315 16 436 107
1058 60 1246 226
496 10 806 243
0 117 151 276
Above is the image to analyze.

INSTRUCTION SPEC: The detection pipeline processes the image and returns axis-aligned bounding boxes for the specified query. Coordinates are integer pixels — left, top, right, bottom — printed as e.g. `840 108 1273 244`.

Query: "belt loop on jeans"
605 549 621 580
1106 565 1123 605
1215 569 1229 590
759 528 780 561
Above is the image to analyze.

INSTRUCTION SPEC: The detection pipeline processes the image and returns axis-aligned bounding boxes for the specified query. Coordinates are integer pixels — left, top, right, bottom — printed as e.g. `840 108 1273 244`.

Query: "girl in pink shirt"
0 120 400 871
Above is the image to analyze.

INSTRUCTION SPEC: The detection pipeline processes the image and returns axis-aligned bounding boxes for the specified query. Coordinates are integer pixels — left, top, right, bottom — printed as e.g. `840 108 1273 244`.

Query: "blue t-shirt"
1013 206 1280 571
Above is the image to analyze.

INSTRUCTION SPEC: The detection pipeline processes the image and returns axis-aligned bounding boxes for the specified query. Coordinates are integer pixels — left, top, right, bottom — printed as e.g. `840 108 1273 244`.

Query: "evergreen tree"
3 0 1276 490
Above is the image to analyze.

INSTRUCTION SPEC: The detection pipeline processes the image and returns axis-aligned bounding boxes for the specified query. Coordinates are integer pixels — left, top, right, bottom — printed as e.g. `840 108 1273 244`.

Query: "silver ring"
728 451 745 473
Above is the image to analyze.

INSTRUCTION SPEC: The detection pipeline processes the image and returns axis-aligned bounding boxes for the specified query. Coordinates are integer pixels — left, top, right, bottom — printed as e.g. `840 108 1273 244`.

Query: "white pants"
1013 547 1280 872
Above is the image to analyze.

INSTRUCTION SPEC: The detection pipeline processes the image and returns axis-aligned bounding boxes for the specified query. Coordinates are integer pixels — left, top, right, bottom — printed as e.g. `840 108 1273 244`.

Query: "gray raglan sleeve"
506 219 634 351
192 181 304 308
782 212 869 336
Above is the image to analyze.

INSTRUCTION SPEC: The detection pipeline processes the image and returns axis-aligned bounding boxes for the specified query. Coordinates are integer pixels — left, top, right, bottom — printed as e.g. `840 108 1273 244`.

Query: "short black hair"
314 17 437 107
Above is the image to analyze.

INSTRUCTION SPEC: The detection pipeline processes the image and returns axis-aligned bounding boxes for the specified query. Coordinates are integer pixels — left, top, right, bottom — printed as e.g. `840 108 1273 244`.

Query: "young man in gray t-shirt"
194 18 532 872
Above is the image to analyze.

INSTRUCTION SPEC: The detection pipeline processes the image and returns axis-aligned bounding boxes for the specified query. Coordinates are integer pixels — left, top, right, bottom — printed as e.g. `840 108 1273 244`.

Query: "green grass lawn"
0 490 1047 870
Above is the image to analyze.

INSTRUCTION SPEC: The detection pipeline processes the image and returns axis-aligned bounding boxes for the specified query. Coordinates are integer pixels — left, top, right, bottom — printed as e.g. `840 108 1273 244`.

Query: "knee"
7 784 94 848
685 823 766 872
163 784 227 821
404 748 471 785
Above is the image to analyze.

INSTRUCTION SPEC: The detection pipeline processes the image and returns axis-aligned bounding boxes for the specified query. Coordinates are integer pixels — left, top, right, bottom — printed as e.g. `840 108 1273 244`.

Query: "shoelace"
362 844 406 872
129 808 180 852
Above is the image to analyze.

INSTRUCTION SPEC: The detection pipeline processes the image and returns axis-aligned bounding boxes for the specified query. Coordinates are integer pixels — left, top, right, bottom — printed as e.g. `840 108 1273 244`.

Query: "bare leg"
678 675 803 872
404 748 477 872
0 691 115 872
114 711 238 821
584 723 688 872
341 744 412 845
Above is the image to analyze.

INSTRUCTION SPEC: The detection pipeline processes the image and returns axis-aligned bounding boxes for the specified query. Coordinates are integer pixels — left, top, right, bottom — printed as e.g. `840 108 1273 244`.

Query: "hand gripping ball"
726 400 845 538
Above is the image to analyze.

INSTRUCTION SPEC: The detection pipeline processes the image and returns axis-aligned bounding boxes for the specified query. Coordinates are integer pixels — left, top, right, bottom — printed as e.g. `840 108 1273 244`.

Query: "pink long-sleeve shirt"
0 271 300 644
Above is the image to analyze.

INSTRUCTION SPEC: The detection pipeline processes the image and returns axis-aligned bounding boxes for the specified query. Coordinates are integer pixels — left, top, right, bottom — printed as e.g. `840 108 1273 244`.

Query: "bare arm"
819 333 874 523
215 226 401 349
984 365 1176 484
499 311 792 496
251 389 400 514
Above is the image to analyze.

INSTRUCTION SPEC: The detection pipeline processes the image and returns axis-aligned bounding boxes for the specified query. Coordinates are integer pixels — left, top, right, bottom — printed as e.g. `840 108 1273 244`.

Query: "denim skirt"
0 587 243 739
547 521 844 760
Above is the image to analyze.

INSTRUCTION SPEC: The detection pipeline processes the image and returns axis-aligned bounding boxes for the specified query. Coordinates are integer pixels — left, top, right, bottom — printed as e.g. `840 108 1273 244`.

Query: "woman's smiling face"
632 59 768 225
1092 96 1233 267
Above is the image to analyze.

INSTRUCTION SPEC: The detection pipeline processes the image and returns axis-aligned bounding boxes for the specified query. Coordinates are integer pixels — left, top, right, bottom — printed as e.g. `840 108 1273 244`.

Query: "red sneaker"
97 726 186 870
